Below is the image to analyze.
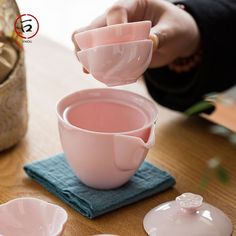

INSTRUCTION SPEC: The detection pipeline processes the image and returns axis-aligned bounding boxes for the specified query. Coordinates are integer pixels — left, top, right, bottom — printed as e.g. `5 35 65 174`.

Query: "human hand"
72 0 200 72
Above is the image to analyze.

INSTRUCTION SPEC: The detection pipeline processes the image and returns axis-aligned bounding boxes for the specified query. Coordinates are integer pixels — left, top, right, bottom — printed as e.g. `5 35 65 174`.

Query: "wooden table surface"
0 36 235 236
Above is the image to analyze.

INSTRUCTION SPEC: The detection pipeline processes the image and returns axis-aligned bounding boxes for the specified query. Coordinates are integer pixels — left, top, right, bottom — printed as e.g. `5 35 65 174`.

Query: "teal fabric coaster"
24 153 175 219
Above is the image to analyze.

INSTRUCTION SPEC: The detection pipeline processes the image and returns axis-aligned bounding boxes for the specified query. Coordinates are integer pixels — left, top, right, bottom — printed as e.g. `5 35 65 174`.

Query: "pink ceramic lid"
143 193 233 236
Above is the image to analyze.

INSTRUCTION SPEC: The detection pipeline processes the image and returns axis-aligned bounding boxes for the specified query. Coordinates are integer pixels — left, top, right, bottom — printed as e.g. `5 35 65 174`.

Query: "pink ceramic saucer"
77 39 153 86
74 21 151 50
0 198 68 236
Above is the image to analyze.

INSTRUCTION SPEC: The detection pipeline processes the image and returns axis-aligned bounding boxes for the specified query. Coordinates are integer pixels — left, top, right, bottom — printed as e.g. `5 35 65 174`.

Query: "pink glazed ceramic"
77 40 153 86
74 21 151 50
57 89 158 189
0 198 68 236
143 193 233 236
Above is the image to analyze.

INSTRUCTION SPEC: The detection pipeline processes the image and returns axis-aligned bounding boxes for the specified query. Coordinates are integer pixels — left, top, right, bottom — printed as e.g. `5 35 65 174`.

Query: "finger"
106 6 128 25
150 26 169 51
148 27 168 68
72 14 107 51
148 23 176 68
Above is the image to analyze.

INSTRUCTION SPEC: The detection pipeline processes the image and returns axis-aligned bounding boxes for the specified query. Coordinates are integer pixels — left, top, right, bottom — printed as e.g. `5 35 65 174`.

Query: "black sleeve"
144 0 236 112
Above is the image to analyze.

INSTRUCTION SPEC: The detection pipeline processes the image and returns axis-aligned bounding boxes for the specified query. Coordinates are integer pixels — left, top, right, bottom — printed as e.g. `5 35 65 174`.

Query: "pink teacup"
57 88 158 189
0 198 68 236
77 39 153 86
74 21 151 50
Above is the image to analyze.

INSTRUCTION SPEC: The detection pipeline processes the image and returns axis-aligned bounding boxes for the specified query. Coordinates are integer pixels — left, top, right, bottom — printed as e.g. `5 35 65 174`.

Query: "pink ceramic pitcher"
57 89 158 189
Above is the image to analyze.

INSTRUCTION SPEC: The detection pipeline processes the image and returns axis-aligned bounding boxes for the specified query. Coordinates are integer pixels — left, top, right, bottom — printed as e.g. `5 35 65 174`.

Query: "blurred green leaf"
184 101 215 117
216 167 230 184
200 175 210 190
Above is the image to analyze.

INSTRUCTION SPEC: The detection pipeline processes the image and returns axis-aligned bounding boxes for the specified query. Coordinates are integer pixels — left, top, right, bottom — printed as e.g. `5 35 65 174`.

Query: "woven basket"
0 51 27 151
0 0 28 151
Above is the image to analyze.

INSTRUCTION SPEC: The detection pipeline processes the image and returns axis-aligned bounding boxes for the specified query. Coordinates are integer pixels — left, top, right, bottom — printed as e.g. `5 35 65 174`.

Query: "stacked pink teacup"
74 21 152 86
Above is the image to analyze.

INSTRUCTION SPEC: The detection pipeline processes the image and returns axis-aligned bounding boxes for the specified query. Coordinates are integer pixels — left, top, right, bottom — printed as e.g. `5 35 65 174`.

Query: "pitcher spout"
113 125 156 171
145 125 156 149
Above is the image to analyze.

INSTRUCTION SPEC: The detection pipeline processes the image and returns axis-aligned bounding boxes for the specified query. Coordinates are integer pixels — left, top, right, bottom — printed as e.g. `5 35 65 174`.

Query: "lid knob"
176 193 203 214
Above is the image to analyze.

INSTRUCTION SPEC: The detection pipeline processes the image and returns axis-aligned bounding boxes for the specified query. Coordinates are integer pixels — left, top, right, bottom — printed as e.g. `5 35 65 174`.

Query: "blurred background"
15 0 236 133
16 0 117 49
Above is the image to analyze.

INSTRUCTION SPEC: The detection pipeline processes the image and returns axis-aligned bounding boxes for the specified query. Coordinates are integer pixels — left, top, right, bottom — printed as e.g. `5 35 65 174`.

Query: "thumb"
149 25 169 52
148 25 176 68
106 6 128 25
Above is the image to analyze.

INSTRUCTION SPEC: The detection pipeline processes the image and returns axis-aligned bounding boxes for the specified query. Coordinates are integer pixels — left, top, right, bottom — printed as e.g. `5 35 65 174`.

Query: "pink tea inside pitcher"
63 101 148 133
